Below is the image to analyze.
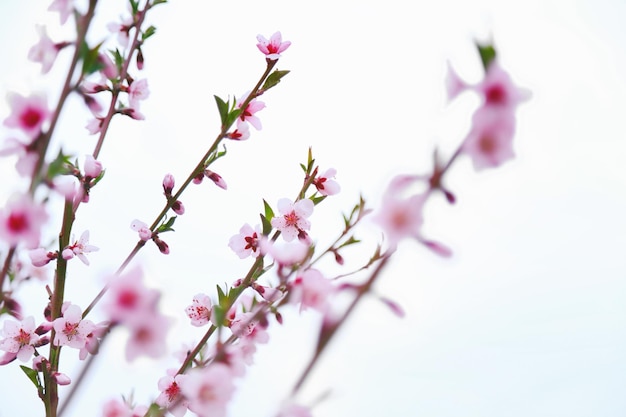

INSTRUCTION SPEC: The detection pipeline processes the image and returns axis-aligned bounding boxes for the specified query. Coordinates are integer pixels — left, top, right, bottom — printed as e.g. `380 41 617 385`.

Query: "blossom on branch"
27 25 61 74
313 168 340 196
178 363 236 417
256 31 291 60
3 92 51 138
228 223 261 259
271 198 314 242
0 316 40 362
52 304 96 349
62 230 99 265
185 293 212 327
237 92 265 130
0 194 48 248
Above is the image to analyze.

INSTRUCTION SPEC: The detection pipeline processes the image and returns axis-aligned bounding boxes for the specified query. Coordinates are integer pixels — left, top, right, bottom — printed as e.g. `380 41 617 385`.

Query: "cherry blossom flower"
228 223 261 259
128 79 150 110
313 168 341 196
29 247 57 267
185 293 212 327
3 92 51 138
130 219 152 241
290 269 334 313
48 0 73 25
124 310 171 361
278 403 313 417
444 61 468 102
237 92 265 130
271 198 314 242
226 120 250 141
256 31 291 60
62 230 99 265
86 116 104 135
477 61 530 109
52 304 96 349
178 363 236 417
0 316 40 362
0 194 48 248
371 177 427 247
84 154 103 178
101 398 134 417
259 238 310 268
79 321 109 360
156 371 188 417
204 169 227 190
462 106 516 170
103 266 160 324
27 25 60 74
229 311 269 344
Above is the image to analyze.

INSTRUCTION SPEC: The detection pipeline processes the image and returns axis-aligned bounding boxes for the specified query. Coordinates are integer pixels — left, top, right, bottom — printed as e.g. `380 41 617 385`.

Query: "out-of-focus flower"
28 25 60 74
3 92 51 138
178 364 236 417
0 194 48 248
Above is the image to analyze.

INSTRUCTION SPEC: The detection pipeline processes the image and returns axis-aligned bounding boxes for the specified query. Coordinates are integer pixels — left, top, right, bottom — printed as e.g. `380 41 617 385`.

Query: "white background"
1 0 626 416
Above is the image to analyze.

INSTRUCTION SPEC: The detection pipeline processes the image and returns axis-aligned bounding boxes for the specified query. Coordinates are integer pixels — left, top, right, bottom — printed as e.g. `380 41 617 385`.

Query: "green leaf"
156 216 176 233
129 0 139 14
311 195 326 205
214 95 229 126
260 214 272 236
338 235 361 249
152 0 168 5
46 150 74 179
216 284 227 305
142 25 157 41
476 42 497 71
20 365 41 390
263 199 275 222
262 69 290 92
224 108 242 128
80 41 105 76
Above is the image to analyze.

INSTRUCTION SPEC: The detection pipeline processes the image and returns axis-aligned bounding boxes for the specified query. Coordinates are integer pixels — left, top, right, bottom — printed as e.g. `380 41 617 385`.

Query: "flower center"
485 84 506 105
284 211 298 227
7 212 28 233
15 328 31 347
20 107 43 129
479 134 497 154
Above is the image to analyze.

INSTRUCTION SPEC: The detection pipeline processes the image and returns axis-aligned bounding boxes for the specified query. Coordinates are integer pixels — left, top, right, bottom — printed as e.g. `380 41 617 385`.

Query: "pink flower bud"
204 170 227 190
154 237 170 254
192 172 204 184
61 248 74 260
52 372 71 385
84 155 103 178
29 248 56 267
162 173 175 194
172 200 185 215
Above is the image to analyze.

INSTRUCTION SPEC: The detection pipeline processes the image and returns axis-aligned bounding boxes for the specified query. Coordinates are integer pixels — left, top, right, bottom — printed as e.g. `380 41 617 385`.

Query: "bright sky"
1 1 626 416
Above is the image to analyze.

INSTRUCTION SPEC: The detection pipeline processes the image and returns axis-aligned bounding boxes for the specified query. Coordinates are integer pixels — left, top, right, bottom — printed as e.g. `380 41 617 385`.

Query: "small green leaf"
338 235 361 249
311 195 326 205
261 69 290 92
214 95 229 126
142 25 157 41
152 0 168 5
224 108 242 128
20 365 41 390
129 0 139 14
46 150 74 179
80 42 105 76
476 42 497 71
260 214 272 236
216 284 227 305
263 199 275 222
157 216 176 233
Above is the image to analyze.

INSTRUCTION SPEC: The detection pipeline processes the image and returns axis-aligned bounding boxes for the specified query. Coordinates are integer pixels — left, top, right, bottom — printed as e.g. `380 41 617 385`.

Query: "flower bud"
162 173 175 194
204 170 227 190
84 155 103 178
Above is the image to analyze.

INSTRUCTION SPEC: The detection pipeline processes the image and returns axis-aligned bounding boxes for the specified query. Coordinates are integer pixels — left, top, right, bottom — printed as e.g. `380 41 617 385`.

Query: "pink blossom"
271 198 314 242
101 398 133 417
237 92 265 130
156 371 188 417
0 194 49 248
86 116 104 135
124 311 171 361
29 248 57 267
84 154 103 178
79 321 109 360
52 304 97 349
228 223 261 259
178 363 236 417
371 178 426 247
313 168 341 196
4 92 51 138
444 61 468 102
103 266 160 324
62 230 99 265
259 238 310 268
477 61 531 109
48 0 73 25
226 120 250 141
52 372 71 385
130 219 152 241
229 311 269 344
0 137 38 177
256 31 291 60
0 316 40 362
462 106 516 170
128 79 150 110
185 293 212 327
204 169 227 190
290 269 334 313
278 403 313 417
28 25 60 74
163 173 175 194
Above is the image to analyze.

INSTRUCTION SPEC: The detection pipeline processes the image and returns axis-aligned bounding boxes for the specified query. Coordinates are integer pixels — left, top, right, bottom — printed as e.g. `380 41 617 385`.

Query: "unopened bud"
153 237 170 255
204 170 227 190
172 200 185 215
163 173 175 195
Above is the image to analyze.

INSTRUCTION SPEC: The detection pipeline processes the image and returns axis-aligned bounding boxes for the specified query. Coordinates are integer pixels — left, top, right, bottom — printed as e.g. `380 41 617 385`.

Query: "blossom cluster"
0 2 529 417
